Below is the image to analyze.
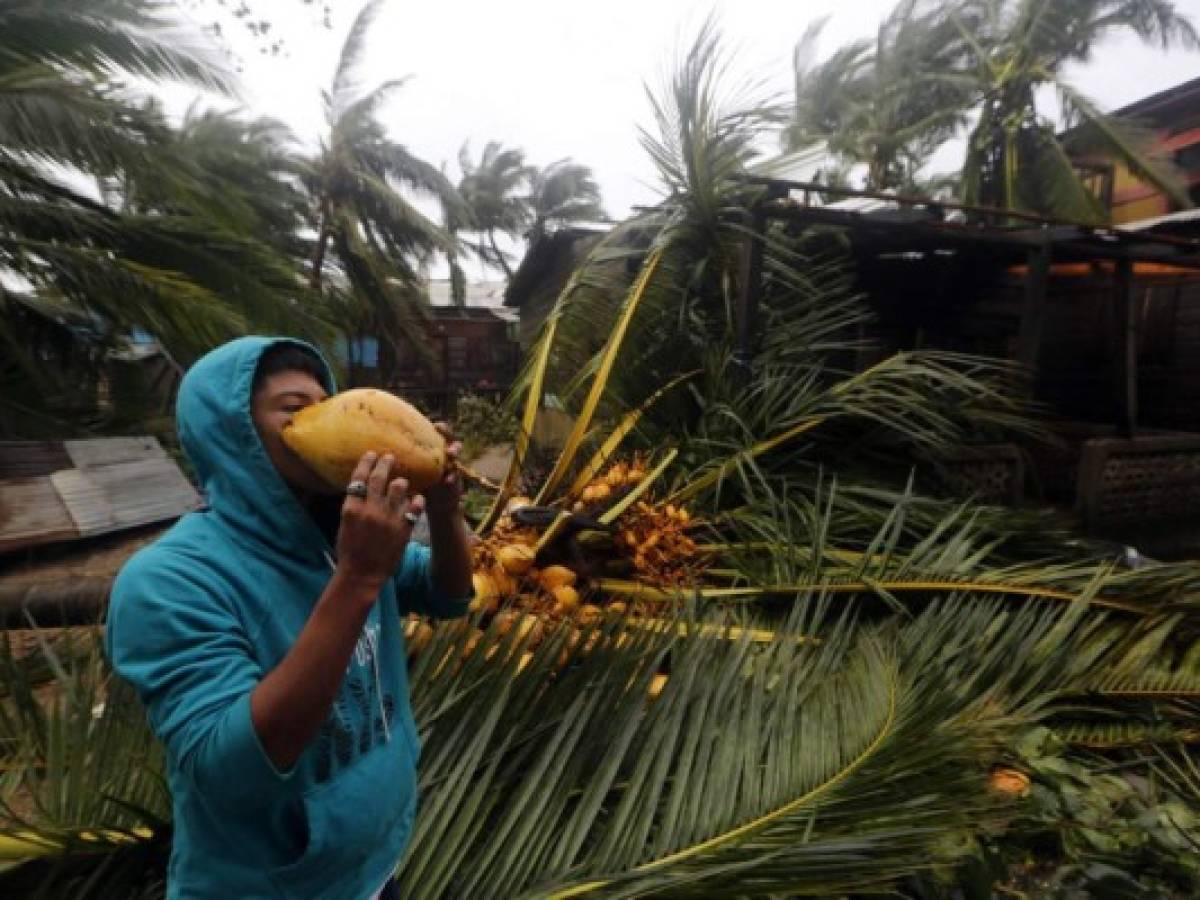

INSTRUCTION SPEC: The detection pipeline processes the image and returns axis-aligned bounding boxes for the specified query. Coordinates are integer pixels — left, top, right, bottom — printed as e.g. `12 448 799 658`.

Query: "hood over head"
177 335 337 559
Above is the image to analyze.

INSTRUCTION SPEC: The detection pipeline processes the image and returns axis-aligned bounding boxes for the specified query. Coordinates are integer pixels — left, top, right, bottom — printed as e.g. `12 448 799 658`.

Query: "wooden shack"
345 306 520 416
734 176 1200 554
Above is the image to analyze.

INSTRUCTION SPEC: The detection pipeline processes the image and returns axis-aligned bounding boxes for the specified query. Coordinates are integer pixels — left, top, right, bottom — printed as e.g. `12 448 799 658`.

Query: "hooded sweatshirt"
106 336 470 899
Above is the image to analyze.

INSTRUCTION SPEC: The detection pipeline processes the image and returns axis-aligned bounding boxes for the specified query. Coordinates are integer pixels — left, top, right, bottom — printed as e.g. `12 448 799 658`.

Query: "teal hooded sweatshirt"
106 336 470 899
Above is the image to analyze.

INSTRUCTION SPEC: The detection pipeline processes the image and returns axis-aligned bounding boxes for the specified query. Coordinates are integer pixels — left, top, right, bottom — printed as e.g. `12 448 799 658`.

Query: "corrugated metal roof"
0 437 199 554
427 279 508 308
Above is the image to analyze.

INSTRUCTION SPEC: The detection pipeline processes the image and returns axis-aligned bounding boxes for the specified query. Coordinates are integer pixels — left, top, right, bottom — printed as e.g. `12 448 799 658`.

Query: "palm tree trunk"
1003 124 1018 214
488 229 514 280
310 197 332 291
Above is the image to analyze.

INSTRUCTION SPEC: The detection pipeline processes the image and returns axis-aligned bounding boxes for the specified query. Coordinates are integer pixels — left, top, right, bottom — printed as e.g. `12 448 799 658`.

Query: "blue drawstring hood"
107 336 469 899
176 335 336 561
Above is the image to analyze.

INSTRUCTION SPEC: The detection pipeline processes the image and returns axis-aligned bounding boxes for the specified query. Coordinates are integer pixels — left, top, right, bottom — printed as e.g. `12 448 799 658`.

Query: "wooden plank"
64 436 166 470
1017 242 1050 375
0 476 78 553
53 459 199 537
1115 258 1138 438
0 442 71 479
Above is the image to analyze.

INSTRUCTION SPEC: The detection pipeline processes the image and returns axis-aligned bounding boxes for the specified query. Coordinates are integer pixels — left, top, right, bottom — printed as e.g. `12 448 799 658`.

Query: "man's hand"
336 451 422 594
251 451 424 769
424 423 464 522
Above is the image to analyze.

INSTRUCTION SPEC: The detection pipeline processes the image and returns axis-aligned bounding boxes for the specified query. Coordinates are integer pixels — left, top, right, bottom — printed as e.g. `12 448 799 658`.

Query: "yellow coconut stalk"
648 673 669 699
282 388 446 492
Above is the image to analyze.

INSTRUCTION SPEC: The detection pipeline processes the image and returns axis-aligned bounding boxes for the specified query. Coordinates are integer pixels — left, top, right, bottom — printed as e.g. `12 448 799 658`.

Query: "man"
107 336 474 899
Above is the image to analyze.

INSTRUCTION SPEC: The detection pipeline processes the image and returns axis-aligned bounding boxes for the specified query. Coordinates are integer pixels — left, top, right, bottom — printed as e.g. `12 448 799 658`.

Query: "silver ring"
404 511 419 525
346 480 369 498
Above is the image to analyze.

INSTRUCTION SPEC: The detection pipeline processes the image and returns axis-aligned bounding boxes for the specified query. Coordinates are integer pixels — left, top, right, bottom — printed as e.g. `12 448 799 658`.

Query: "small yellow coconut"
490 567 519 597
282 388 446 492
551 585 580 616
537 565 578 590
496 544 535 576
576 604 603 628
605 462 629 487
469 572 501 614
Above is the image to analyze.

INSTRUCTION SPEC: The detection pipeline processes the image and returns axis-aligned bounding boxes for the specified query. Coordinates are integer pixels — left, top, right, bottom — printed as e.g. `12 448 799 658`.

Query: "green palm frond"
953 0 1198 215
1057 81 1193 209
1056 721 1200 749
0 0 235 95
566 370 699 502
535 248 666 501
393 590 1103 898
328 0 390 119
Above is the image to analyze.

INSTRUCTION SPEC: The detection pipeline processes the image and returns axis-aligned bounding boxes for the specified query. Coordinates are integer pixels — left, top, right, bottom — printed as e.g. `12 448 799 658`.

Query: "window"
1174 141 1200 172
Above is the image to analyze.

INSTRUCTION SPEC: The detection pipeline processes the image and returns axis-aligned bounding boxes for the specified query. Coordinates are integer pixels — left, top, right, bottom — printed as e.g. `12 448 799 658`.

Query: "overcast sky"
172 0 1200 275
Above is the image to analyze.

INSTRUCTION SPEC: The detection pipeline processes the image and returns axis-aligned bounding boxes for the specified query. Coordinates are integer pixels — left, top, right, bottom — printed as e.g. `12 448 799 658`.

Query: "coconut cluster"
403 458 697 685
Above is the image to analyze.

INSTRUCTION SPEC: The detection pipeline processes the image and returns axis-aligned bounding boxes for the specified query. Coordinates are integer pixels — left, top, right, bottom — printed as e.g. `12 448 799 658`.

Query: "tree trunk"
488 230 514 280
1003 125 1018 214
310 198 332 291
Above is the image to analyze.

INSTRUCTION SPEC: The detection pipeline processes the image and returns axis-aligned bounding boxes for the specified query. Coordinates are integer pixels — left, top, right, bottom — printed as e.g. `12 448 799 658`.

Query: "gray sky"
174 0 1200 258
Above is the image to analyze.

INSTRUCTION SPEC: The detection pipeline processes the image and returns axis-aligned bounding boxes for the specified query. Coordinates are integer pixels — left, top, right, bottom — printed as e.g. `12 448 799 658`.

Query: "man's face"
251 369 338 496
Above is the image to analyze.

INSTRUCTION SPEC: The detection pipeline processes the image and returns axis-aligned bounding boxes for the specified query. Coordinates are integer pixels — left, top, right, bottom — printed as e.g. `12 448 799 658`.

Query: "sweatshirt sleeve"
106 551 298 814
393 542 471 620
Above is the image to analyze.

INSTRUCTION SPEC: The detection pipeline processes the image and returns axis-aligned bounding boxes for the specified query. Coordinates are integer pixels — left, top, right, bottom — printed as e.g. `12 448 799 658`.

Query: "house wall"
347 316 518 415
949 270 1200 432
861 258 1200 432
1095 124 1200 224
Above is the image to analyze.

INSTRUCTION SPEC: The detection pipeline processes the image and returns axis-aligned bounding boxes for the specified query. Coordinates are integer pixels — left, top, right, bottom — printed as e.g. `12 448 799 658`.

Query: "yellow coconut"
282 388 446 492
537 565 578 590
576 604 603 628
469 572 501 614
988 767 1032 798
490 567 519 597
551 585 580 617
496 544 535 576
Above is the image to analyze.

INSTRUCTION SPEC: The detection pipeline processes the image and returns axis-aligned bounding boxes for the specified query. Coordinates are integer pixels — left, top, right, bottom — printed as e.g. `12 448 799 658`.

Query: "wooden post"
1017 240 1050 384
1115 257 1138 438
733 207 767 375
